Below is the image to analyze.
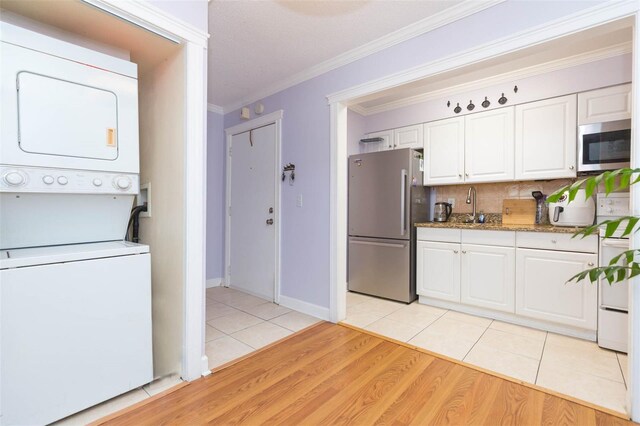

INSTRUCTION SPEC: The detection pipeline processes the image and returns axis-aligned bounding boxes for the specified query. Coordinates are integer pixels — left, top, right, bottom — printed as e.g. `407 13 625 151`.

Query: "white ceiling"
207 0 468 111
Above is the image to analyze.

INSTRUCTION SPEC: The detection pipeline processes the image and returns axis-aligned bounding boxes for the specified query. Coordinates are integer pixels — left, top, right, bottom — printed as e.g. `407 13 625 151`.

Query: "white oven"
597 193 630 353
0 22 139 174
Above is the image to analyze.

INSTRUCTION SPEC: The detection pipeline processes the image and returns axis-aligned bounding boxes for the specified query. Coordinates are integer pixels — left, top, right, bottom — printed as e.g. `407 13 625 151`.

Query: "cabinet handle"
462 250 467 254
453 250 459 254
569 165 575 170
458 174 462 178
588 262 595 267
551 239 557 243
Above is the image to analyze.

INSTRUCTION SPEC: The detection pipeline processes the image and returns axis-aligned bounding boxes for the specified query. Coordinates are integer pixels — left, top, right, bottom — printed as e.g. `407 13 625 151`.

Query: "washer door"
18 72 118 160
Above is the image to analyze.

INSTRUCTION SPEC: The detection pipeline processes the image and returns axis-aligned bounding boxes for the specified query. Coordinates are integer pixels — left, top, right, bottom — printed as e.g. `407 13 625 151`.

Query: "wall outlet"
296 194 303 207
447 198 455 208
138 182 151 218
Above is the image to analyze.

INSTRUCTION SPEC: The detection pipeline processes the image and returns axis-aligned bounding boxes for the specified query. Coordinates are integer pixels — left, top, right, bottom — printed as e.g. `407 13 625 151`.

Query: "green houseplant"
547 168 639 284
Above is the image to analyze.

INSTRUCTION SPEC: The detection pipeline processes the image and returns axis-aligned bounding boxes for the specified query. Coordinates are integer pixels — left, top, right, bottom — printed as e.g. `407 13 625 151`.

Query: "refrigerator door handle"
401 169 407 236
350 239 407 249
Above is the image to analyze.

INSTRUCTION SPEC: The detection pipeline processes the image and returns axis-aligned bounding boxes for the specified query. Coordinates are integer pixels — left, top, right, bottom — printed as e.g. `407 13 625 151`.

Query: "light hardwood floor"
97 322 632 425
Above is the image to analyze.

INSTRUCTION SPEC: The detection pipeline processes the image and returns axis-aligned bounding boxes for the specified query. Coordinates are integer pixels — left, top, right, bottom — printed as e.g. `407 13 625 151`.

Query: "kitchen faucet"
466 186 477 223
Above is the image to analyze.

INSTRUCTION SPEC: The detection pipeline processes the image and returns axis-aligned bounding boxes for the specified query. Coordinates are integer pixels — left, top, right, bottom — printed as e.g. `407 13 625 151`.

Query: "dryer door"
18 72 119 161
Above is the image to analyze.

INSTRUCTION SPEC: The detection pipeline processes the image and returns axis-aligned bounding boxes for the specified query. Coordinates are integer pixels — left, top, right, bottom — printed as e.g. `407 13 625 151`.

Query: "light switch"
447 198 455 208
296 194 303 207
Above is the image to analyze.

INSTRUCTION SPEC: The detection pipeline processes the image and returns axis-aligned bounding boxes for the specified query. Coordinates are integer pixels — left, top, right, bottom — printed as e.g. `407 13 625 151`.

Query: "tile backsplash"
434 179 575 214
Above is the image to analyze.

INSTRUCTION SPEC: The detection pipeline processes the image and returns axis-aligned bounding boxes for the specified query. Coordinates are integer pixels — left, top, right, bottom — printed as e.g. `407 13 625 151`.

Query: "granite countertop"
415 214 587 234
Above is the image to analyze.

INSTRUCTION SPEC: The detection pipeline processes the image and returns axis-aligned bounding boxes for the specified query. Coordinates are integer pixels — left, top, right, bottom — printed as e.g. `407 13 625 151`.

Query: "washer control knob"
43 175 55 185
4 171 25 186
57 176 68 185
115 176 132 190
92 178 103 187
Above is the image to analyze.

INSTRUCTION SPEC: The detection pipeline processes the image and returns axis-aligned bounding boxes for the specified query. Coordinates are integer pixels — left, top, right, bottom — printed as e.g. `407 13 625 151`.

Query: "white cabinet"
416 240 460 302
515 95 577 180
461 244 515 313
361 130 393 153
578 83 631 125
464 107 515 183
515 248 597 330
393 124 423 149
423 117 464 185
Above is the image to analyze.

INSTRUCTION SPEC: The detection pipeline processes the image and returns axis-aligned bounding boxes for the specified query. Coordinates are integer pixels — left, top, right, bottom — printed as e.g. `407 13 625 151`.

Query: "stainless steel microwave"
578 119 631 172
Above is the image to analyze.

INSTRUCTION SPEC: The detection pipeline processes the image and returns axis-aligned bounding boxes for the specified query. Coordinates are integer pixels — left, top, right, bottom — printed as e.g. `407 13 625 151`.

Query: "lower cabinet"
416 241 460 302
461 244 515 313
515 248 598 330
417 229 598 334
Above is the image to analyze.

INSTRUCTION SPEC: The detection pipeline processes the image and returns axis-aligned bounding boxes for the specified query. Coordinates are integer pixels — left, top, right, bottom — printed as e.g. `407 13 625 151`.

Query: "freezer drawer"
348 237 414 303
1 253 153 425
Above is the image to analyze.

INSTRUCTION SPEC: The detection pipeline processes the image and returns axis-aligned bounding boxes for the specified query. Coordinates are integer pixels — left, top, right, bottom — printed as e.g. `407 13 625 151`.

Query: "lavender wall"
148 0 208 33
347 109 366 157
206 111 225 280
218 0 602 309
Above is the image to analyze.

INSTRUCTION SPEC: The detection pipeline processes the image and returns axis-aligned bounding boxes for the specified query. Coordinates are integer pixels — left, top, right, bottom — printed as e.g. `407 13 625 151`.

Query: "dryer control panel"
0 165 139 195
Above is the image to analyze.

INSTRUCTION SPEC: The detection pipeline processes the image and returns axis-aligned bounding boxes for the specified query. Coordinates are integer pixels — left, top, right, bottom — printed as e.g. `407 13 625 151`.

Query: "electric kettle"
434 202 453 222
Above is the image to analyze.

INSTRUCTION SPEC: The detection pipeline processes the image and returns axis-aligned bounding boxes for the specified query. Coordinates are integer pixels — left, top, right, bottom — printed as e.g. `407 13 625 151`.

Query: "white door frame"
328 1 640 419
82 0 210 381
225 110 283 304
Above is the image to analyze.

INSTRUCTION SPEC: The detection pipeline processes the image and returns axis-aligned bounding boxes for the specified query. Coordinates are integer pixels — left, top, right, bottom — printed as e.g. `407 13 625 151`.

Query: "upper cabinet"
423 117 464 185
393 124 423 149
361 129 393 153
464 107 515 183
578 83 631 125
515 95 577 180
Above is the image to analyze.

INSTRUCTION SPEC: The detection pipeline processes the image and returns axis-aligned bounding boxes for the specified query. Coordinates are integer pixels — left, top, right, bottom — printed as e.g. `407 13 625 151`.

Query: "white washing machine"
0 242 152 426
0 22 153 425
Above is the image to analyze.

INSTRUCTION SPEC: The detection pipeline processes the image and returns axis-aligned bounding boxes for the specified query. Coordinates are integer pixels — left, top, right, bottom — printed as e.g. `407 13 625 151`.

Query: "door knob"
269 207 274 213
266 218 274 225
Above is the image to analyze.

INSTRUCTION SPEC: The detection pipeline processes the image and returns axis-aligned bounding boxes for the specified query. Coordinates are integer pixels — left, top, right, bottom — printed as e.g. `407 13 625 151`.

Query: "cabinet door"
516 248 597 330
423 117 464 185
362 130 392 153
515 95 577 180
393 124 423 149
578 83 631 125
416 241 460 302
461 244 515 313
464 107 515 183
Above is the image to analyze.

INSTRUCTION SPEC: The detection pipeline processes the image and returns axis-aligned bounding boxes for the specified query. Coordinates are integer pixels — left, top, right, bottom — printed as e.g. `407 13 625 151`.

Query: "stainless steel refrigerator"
348 148 430 303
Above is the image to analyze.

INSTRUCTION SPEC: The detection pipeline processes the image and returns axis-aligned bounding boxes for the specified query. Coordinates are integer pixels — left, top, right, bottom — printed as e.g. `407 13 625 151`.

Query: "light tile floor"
343 291 628 414
205 286 322 370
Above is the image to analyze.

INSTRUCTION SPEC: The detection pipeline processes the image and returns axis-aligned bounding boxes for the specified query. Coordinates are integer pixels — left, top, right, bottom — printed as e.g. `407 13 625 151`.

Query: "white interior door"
228 124 277 301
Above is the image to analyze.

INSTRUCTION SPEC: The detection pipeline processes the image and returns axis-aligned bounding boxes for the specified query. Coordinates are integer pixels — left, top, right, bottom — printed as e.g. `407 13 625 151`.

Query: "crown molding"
327 0 638 105
218 0 505 113
357 41 632 116
82 0 209 47
207 103 224 114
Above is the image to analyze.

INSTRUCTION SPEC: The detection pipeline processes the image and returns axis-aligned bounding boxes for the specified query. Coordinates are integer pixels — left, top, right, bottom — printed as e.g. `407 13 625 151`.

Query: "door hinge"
228 205 231 216
228 147 232 157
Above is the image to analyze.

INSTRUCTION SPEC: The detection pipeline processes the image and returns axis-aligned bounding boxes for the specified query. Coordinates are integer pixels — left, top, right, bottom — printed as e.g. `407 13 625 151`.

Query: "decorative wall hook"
282 163 296 185
467 100 475 111
514 85 518 93
454 103 462 114
498 93 508 105
482 97 490 108
447 100 451 108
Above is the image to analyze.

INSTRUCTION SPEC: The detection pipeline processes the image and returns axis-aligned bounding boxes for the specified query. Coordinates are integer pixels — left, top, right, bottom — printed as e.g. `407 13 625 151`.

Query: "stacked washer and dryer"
0 23 153 425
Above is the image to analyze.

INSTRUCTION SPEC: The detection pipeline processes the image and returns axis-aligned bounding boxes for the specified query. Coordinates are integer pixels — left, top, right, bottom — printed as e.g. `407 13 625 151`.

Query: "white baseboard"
206 278 223 288
278 295 331 321
201 355 211 377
